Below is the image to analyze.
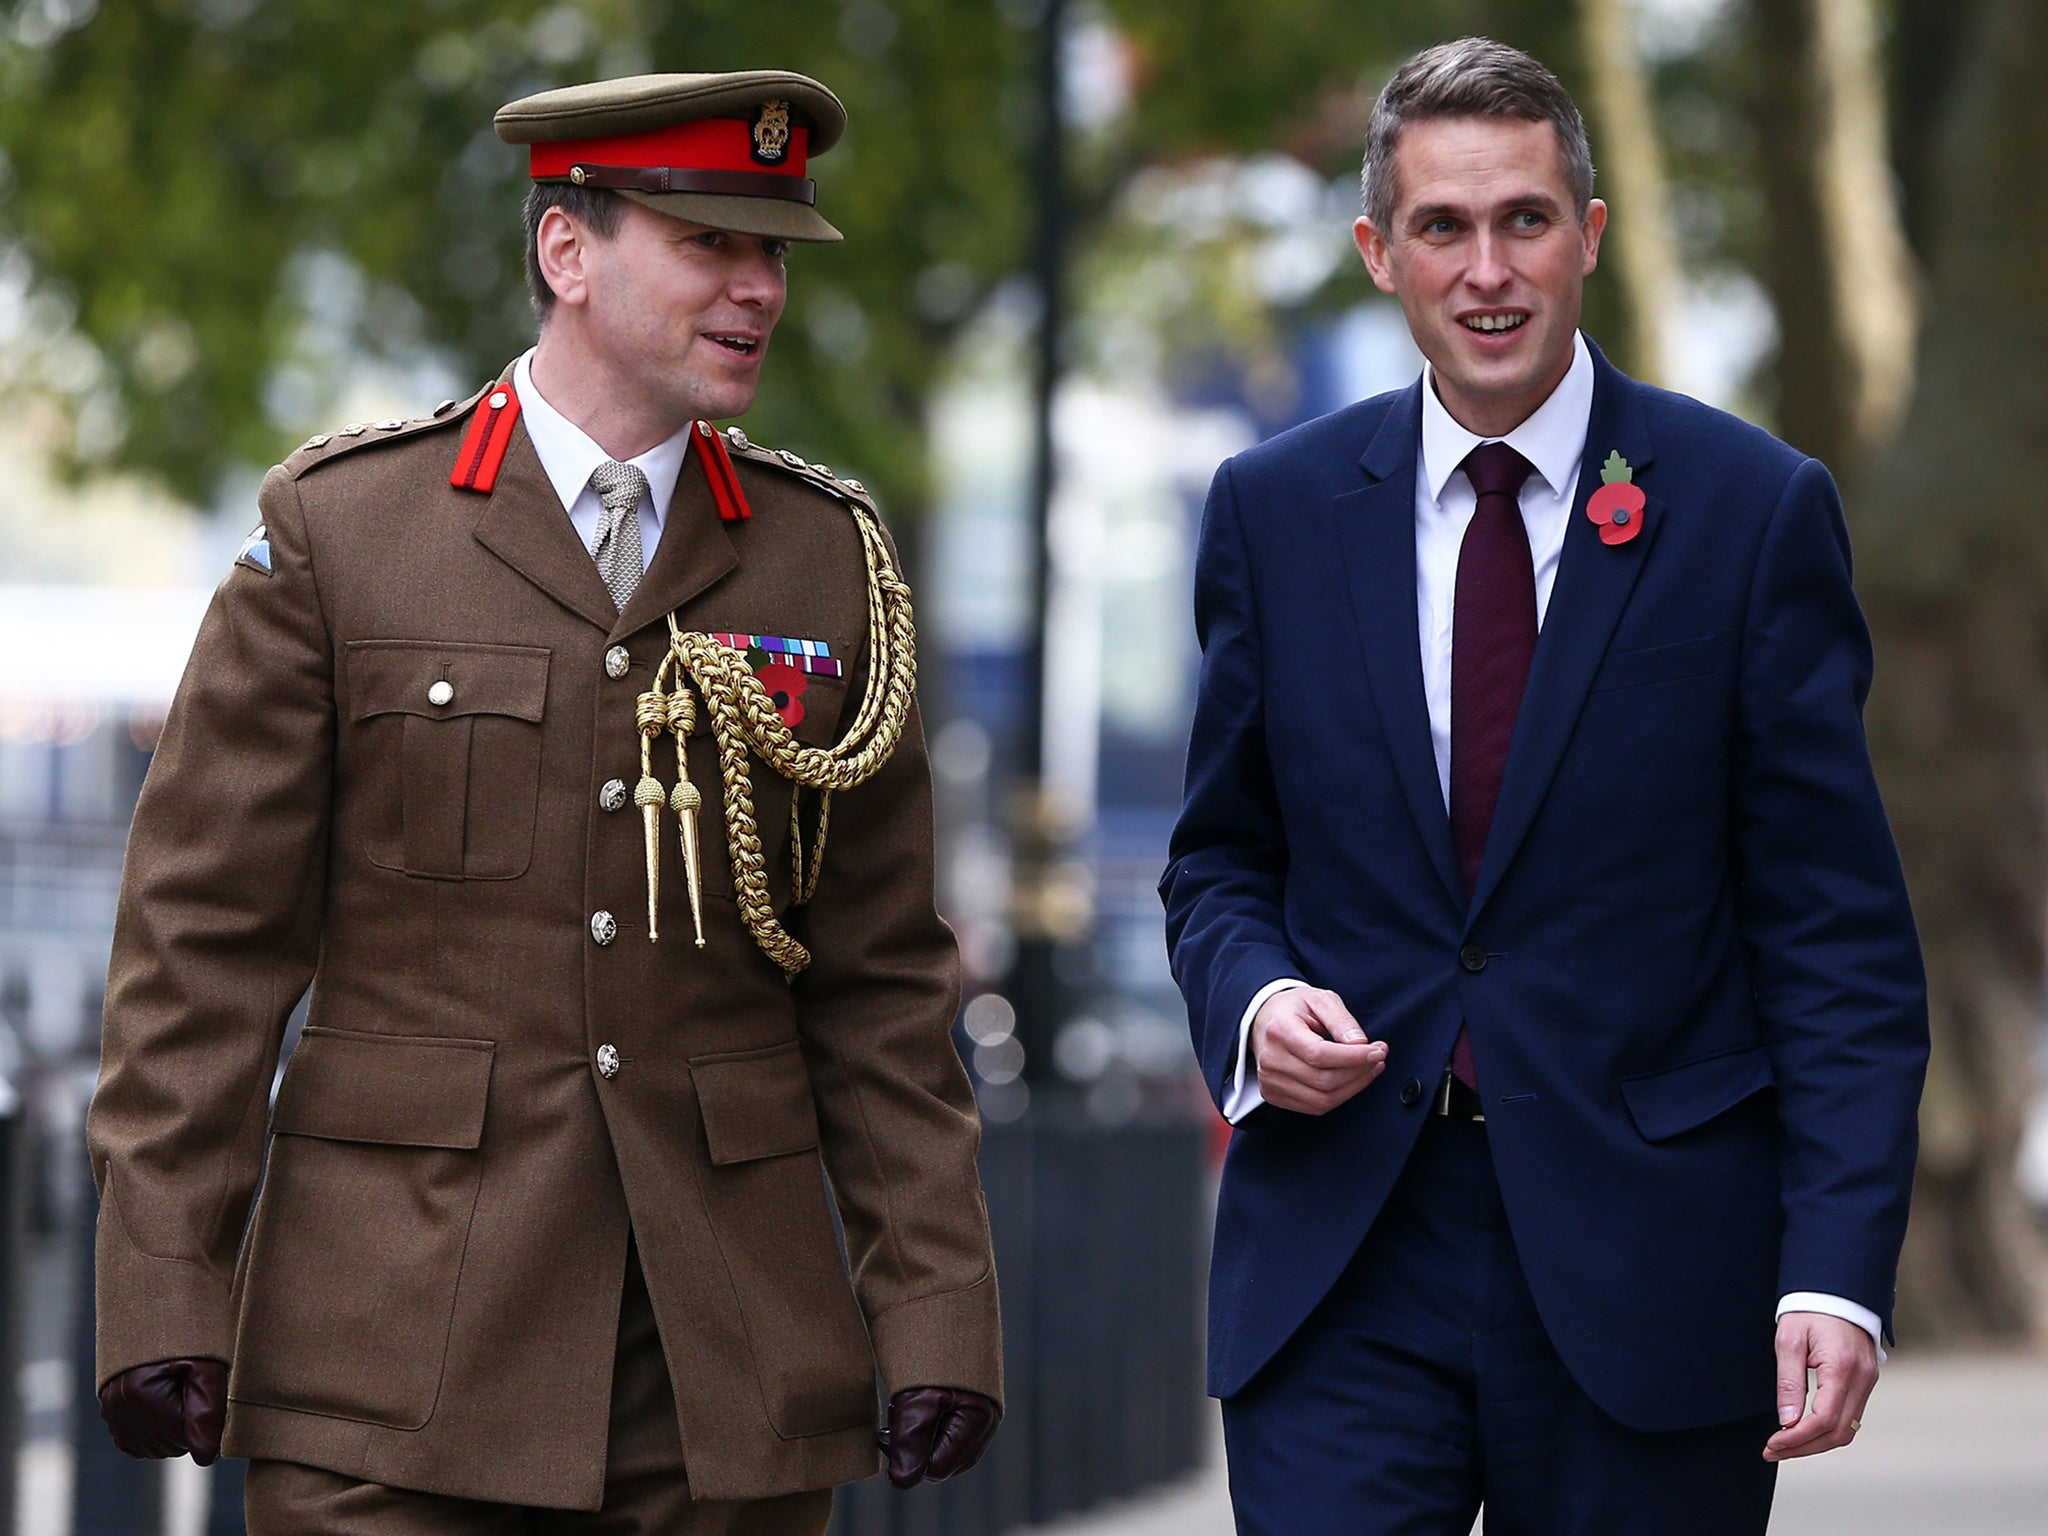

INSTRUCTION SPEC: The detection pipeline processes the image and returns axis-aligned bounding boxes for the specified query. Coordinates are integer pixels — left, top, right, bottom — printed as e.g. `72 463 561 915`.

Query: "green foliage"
0 0 1781 507
0 0 1037 506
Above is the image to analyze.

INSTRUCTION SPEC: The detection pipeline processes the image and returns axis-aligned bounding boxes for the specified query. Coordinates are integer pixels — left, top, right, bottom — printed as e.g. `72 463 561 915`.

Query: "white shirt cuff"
1222 979 1309 1123
1777 1292 1887 1363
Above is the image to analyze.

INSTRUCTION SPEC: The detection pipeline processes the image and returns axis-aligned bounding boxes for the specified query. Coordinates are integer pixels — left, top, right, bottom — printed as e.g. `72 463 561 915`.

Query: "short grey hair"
522 182 627 320
1360 37 1595 234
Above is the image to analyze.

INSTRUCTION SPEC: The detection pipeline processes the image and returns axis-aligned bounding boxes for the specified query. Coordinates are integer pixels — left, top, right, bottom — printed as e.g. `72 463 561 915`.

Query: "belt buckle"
1433 1071 1485 1122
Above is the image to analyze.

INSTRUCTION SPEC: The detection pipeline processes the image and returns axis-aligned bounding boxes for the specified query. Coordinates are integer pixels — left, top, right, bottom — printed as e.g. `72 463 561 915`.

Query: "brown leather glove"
98 1357 229 1465
883 1385 1000 1488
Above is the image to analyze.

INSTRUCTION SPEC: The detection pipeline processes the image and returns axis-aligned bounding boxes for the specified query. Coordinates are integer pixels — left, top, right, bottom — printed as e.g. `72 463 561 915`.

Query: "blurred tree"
0 0 1661 508
1853 0 2048 1343
1097 0 1659 387
1747 0 1917 472
0 0 1035 511
1575 0 1679 387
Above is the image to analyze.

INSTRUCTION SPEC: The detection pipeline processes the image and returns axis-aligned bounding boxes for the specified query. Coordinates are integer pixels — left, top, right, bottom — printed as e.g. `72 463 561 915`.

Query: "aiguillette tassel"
671 778 706 948
634 689 671 942
635 777 665 940
666 685 706 949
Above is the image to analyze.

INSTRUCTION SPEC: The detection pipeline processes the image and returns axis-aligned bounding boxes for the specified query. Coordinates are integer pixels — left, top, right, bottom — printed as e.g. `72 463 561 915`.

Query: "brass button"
604 645 631 680
590 910 618 946
427 680 455 707
600 778 629 813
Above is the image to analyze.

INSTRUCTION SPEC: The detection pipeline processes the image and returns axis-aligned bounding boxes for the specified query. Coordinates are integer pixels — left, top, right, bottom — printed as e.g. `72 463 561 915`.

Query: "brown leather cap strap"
554 164 818 204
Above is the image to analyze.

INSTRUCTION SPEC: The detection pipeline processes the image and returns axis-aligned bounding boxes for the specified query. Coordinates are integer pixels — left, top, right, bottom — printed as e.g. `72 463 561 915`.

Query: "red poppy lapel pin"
1587 450 1646 545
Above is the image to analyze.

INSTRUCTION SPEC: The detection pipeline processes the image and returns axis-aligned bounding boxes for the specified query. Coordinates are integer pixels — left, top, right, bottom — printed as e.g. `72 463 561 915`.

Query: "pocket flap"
692 1041 821 1164
1621 1041 1773 1142
346 640 550 723
272 1027 495 1149
1590 632 1723 694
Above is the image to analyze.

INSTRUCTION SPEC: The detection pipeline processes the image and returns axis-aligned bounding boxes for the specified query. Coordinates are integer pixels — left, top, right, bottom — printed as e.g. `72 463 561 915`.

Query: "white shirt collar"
511 348 692 521
1418 330 1594 505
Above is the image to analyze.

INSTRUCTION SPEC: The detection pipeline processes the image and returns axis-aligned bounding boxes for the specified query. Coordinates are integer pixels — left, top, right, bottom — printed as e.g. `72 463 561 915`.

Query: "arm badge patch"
235 523 273 575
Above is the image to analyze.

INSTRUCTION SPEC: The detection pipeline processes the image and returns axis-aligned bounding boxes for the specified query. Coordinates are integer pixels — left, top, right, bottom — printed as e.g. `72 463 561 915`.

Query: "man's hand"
1251 987 1387 1115
98 1357 229 1465
1764 1312 1877 1461
883 1386 999 1487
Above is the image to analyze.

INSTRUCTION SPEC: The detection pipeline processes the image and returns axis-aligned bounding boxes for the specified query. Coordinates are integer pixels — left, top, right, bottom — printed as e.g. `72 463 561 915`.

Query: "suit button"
590 910 618 946
604 645 632 679
1399 1077 1424 1106
597 1044 621 1079
427 680 455 707
1459 944 1487 973
599 778 629 813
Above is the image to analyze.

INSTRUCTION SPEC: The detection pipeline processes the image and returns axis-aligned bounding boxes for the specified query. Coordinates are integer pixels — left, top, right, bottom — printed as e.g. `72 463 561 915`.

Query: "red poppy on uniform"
756 661 808 727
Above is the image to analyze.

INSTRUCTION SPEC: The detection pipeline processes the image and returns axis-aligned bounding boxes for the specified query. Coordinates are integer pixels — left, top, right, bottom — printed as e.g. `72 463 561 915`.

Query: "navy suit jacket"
1160 344 1928 1432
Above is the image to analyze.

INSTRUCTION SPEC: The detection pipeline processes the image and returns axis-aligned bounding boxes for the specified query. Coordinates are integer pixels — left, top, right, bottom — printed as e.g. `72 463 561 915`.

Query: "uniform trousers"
245 1240 834 1536
1221 1114 1779 1536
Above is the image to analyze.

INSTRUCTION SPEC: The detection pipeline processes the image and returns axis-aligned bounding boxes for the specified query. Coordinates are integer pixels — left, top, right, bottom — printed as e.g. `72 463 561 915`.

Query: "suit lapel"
1329 382 1465 909
1465 354 1662 919
612 446 738 642
471 423 618 633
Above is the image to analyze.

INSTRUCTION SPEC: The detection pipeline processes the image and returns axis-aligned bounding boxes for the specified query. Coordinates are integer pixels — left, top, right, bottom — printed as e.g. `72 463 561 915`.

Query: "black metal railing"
13 1094 1209 1536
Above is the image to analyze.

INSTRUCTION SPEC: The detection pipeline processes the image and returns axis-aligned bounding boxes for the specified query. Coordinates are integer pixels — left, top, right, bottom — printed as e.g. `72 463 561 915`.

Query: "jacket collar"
1334 340 1664 920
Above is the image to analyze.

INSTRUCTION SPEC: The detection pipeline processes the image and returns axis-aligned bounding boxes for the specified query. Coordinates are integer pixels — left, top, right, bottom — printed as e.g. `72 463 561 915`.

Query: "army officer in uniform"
88 70 1002 1534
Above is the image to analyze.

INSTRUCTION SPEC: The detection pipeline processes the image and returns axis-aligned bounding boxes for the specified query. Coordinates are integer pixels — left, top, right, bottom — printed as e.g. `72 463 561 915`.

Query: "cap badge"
752 100 792 165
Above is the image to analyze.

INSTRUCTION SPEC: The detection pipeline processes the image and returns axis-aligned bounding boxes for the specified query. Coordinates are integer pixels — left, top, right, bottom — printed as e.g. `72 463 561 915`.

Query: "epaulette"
717 424 878 511
284 384 491 481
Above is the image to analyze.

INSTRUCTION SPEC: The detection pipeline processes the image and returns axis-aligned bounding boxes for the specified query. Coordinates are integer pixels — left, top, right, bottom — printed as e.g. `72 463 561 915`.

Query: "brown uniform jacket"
86 383 1002 1509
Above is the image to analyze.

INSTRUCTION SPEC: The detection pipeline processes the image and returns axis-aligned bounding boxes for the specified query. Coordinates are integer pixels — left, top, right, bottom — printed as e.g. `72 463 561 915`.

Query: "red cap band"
528 119 810 182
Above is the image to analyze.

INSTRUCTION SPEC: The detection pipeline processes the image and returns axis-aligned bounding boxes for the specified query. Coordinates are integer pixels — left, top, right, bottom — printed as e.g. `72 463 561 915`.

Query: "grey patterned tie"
589 460 649 611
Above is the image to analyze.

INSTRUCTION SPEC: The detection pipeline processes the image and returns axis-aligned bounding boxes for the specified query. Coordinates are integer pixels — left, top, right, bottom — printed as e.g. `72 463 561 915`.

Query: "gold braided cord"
650 496 916 973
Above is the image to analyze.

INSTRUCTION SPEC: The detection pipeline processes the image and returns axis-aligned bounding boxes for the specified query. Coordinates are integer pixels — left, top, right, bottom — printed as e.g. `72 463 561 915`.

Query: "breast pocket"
231 1027 495 1430
346 640 550 879
1589 632 1725 694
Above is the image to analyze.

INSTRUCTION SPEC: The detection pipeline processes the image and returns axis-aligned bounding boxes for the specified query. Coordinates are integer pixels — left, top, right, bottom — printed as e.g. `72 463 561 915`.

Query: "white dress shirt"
1214 333 1882 1353
512 348 691 572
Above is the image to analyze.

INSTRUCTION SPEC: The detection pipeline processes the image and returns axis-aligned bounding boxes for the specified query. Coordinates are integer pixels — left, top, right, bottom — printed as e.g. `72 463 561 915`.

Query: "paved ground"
1024 1352 2048 1536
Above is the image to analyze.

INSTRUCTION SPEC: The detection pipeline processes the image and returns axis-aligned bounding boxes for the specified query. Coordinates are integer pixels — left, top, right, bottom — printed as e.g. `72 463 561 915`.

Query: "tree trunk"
1749 0 1919 473
1576 0 1681 387
1856 0 2048 1344
1808 0 1919 455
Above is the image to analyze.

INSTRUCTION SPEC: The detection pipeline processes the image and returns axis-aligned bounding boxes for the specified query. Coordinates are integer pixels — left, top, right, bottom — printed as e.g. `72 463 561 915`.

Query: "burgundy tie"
1447 441 1536 1091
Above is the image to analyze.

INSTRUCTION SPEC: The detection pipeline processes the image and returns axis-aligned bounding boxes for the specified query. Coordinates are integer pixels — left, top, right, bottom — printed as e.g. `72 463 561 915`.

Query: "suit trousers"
1221 1115 1778 1536
244 1240 834 1536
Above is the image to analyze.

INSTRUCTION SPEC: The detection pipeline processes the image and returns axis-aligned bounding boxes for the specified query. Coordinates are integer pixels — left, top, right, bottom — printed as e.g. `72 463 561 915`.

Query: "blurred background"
0 0 2043 1532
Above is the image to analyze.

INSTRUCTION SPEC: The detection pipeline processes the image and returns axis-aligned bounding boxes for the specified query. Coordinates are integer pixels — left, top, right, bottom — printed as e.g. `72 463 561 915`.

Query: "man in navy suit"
1160 36 1927 1534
